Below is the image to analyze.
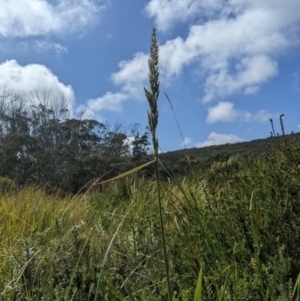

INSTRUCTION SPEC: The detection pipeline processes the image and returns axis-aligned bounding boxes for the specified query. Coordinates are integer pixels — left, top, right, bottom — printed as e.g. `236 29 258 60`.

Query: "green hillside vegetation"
1 131 300 300
1 28 300 300
0 84 299 193
159 130 300 174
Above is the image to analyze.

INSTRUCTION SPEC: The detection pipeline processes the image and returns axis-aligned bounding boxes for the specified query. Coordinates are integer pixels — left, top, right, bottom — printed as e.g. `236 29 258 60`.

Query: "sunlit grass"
0 142 300 300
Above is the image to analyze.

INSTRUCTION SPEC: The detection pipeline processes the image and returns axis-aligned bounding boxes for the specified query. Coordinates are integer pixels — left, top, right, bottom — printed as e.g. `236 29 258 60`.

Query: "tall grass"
1 142 300 300
144 27 172 301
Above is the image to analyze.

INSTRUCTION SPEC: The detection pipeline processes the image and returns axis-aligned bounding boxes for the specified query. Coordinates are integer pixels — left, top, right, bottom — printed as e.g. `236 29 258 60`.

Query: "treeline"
2 88 296 194
0 88 150 193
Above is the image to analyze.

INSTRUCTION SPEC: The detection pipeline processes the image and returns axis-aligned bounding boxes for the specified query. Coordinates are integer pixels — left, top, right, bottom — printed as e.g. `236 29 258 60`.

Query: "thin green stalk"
94 203 133 301
155 157 171 296
158 159 219 259
164 92 187 150
65 226 94 300
144 27 172 301
249 190 265 300
164 92 191 163
292 273 300 301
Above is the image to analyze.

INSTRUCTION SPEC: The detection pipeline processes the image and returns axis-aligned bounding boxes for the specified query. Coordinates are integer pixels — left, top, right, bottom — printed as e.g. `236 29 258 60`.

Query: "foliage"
1 87 299 193
0 176 15 194
0 88 150 193
1 137 300 300
130 124 150 160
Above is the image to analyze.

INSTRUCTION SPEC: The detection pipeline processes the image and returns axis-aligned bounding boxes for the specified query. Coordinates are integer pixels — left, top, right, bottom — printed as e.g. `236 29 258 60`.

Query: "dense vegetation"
1 85 299 194
0 88 150 193
1 134 300 300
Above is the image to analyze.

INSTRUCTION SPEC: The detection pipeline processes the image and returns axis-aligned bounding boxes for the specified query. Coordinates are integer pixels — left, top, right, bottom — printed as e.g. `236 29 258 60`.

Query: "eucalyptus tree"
130 123 150 159
0 87 148 192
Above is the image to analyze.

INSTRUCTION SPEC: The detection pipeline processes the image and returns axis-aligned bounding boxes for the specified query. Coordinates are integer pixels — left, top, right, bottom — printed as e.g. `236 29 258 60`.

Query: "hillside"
1 129 300 300
158 130 300 176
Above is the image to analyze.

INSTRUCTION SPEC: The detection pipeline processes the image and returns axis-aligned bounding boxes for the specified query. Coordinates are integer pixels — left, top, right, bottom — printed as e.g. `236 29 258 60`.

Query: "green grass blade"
292 273 300 301
94 202 133 301
194 267 203 301
158 159 219 259
95 160 155 185
218 265 231 301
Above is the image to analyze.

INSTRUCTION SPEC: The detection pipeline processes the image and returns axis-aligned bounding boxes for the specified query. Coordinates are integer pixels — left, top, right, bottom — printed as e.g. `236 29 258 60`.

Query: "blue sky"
0 0 300 152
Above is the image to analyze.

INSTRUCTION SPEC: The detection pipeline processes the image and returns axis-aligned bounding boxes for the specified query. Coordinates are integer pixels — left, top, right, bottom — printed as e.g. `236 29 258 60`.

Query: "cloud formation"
111 52 149 97
0 0 102 38
196 132 243 147
86 52 149 114
145 0 223 32
206 101 277 123
88 92 129 113
146 0 300 33
0 59 74 113
203 55 278 102
206 101 238 123
33 41 68 55
87 0 300 115
181 137 192 147
148 0 299 101
249 110 276 123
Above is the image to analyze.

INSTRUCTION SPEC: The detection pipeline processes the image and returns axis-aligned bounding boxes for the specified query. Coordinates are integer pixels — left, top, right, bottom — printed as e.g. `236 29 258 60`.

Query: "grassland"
1 137 300 300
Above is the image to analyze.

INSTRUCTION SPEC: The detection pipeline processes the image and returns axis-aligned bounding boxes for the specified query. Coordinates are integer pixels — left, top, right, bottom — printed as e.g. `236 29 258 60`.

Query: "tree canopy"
0 88 150 193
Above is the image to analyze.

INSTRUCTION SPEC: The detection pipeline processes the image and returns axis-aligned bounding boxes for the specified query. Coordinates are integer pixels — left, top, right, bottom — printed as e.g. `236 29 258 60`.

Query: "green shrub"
0 176 15 194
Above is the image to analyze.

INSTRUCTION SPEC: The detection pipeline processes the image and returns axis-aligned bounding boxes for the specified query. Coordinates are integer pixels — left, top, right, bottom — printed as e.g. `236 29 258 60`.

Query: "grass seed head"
145 28 160 155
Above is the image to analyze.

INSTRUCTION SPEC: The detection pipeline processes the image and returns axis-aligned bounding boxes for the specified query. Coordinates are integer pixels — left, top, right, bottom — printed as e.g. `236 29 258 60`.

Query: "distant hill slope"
156 131 300 175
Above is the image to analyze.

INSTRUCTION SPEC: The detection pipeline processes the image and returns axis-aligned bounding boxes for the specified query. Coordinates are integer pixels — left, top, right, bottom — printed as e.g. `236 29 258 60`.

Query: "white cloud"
145 0 223 32
86 52 148 115
87 92 129 113
242 109 277 123
195 132 243 147
0 59 74 113
160 37 194 77
0 0 103 38
146 0 300 33
111 52 149 98
203 55 278 100
251 110 277 123
158 18 282 100
206 101 239 123
111 52 148 86
88 0 300 114
181 137 192 147
145 0 299 101
206 101 277 123
33 40 67 54
244 86 260 95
